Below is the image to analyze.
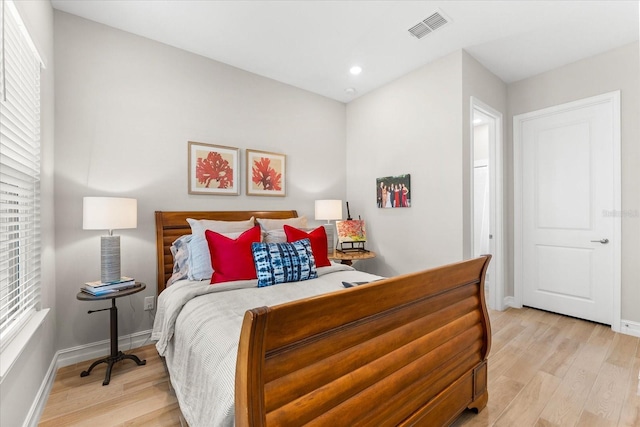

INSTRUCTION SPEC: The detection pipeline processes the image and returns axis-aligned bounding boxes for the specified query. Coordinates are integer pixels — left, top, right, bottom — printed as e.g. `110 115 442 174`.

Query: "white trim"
503 296 518 309
619 320 640 338
610 92 622 333
23 349 58 427
470 97 505 311
55 329 153 368
513 90 622 331
0 308 49 383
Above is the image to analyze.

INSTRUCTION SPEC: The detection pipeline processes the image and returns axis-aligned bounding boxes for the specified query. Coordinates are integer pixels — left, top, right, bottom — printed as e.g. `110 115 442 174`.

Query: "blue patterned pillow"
251 239 318 288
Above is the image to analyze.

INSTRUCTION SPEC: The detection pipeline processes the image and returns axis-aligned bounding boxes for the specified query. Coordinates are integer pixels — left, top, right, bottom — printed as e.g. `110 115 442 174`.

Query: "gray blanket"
152 264 383 427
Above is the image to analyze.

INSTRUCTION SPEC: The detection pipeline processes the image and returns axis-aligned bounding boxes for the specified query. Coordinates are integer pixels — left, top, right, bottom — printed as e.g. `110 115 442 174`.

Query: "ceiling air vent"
408 10 450 39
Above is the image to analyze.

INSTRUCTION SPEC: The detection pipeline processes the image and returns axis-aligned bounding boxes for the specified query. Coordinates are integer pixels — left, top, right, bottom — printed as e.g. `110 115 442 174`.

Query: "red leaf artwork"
195 151 233 189
251 157 282 191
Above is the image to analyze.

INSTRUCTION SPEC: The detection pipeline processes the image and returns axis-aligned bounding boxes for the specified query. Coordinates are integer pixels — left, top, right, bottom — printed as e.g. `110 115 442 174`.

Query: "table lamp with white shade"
83 197 137 283
314 199 342 253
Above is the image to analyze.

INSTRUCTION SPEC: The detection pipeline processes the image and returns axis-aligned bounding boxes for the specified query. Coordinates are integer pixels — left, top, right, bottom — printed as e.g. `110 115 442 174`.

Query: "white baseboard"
24 351 58 427
620 320 640 338
503 296 520 309
56 329 153 369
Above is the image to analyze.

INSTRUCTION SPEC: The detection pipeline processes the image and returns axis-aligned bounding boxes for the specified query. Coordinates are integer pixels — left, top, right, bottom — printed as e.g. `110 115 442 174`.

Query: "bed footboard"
236 256 492 426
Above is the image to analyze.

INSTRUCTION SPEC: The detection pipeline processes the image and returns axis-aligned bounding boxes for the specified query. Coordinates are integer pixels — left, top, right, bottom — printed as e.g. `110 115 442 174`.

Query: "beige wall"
1 2 56 427
54 11 346 350
461 51 509 260
345 50 508 289
507 42 640 322
345 51 464 277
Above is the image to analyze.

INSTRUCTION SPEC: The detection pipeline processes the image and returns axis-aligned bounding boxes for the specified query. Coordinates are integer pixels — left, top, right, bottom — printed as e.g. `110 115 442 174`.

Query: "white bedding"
152 263 384 427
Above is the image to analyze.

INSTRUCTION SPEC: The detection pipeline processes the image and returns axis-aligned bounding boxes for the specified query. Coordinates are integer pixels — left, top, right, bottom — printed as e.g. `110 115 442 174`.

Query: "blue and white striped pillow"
251 239 317 288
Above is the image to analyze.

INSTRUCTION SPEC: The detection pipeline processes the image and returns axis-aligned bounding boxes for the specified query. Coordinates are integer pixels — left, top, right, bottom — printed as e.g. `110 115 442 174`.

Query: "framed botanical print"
246 149 286 196
188 141 240 195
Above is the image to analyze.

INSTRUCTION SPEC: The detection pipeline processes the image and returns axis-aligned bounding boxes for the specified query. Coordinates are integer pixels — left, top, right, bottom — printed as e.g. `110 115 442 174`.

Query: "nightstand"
76 283 147 385
329 250 376 266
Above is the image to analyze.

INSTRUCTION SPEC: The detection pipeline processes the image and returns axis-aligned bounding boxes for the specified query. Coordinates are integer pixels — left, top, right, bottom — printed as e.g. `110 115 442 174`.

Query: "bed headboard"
155 210 299 295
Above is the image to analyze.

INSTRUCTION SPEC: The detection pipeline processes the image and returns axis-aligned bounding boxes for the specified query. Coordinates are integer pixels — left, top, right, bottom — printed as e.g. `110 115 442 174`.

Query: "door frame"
470 97 504 311
513 91 621 331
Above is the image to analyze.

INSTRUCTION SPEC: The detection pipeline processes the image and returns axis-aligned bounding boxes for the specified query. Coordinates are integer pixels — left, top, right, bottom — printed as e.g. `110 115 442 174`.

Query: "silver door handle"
590 238 609 244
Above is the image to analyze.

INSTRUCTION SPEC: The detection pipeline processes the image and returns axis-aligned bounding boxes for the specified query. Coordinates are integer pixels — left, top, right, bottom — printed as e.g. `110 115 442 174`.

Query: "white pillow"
256 216 307 231
186 217 255 280
263 229 287 244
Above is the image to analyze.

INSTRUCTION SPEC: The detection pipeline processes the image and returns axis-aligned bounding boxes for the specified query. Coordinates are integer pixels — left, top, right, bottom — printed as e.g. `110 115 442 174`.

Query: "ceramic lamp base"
322 223 335 253
101 235 121 283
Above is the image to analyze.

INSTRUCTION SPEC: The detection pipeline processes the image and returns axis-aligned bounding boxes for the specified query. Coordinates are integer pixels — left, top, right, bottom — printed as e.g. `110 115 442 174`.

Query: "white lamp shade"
315 199 342 221
83 197 137 230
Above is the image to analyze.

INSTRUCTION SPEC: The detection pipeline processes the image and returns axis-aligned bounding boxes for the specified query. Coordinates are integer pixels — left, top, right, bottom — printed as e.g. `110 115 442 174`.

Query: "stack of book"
81 276 138 296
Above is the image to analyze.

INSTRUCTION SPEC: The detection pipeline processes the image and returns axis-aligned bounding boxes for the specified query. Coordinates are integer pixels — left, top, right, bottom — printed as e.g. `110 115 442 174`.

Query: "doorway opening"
470 97 504 311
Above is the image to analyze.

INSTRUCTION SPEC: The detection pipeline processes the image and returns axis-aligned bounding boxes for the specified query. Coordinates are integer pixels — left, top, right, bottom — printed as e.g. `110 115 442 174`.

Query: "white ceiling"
51 0 639 103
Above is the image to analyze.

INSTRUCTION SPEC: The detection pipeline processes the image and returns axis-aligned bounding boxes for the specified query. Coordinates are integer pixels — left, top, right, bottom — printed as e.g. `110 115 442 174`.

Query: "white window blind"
0 0 42 351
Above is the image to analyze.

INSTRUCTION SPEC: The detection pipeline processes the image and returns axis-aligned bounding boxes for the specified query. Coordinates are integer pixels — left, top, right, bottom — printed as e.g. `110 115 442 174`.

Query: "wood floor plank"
537 365 598 426
493 371 562 427
490 321 528 355
502 323 561 386
508 320 551 352
559 316 597 343
40 309 640 427
573 341 613 375
122 402 185 426
575 409 618 427
582 362 632 422
617 356 640 427
452 375 525 427
40 380 176 427
605 333 639 367
487 343 522 380
540 337 583 378
589 324 616 347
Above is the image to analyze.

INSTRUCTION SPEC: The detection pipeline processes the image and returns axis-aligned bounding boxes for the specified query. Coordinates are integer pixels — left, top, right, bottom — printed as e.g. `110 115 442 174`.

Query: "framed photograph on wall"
246 149 286 196
376 174 411 208
188 141 240 195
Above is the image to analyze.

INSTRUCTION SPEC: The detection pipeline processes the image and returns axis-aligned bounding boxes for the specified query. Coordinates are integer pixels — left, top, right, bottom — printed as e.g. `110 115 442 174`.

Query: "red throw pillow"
283 225 331 267
205 225 261 284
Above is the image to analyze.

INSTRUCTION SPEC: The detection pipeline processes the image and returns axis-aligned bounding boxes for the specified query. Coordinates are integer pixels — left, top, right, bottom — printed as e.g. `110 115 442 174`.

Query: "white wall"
0 1 56 426
54 11 346 351
345 52 464 277
345 50 508 283
507 42 640 322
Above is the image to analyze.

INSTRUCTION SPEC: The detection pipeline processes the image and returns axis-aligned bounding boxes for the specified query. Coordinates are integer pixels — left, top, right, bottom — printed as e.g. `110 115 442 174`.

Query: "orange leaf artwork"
251 157 282 191
196 151 233 189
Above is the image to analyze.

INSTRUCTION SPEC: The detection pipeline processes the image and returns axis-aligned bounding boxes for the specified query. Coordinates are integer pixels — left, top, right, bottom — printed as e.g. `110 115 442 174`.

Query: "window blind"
0 0 42 351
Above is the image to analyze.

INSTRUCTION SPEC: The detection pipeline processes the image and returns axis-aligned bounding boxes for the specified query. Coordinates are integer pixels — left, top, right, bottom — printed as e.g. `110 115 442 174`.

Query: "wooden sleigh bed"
155 210 491 426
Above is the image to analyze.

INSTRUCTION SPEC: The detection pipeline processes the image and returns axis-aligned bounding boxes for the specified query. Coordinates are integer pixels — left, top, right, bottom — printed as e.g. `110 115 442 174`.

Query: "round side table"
76 283 147 385
329 250 376 266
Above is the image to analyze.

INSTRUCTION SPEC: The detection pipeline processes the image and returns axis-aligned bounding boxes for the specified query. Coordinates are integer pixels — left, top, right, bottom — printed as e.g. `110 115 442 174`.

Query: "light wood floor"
40 307 640 426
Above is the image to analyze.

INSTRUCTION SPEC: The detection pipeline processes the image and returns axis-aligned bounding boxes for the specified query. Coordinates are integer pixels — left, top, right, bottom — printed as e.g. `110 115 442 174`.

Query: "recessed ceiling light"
349 66 362 76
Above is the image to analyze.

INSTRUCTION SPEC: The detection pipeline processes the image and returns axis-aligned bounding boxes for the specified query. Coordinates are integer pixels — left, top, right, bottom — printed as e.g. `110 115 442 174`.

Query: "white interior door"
514 92 620 325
